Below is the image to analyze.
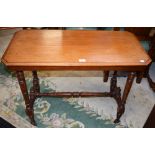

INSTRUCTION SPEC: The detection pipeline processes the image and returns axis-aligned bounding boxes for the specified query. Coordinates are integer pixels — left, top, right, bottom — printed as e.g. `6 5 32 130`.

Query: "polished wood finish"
114 72 135 123
110 71 118 94
16 71 36 125
2 30 151 126
32 71 40 93
111 27 154 84
122 72 135 104
21 70 136 125
29 71 40 116
36 92 111 97
1 30 151 70
110 71 122 123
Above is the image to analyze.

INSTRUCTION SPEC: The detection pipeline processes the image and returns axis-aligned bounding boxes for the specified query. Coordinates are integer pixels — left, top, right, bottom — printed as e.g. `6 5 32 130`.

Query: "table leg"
136 71 143 84
29 71 40 125
16 71 36 125
103 71 109 82
114 72 135 123
110 71 117 93
32 71 40 93
30 71 40 106
110 71 122 104
110 71 122 122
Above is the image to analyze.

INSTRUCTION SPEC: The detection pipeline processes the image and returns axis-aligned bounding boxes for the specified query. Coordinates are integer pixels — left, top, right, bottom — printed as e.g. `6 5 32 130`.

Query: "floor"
0 28 155 128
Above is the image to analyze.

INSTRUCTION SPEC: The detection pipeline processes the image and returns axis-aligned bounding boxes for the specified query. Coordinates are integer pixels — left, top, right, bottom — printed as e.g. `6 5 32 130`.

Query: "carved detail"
35 92 111 97
113 87 121 104
30 87 36 106
16 71 36 125
28 71 40 111
110 71 117 95
32 71 40 93
26 71 41 125
110 71 123 123
114 72 135 123
16 70 136 126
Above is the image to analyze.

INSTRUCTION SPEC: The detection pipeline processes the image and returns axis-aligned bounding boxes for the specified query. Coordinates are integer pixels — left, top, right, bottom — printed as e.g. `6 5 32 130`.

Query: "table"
1 30 151 126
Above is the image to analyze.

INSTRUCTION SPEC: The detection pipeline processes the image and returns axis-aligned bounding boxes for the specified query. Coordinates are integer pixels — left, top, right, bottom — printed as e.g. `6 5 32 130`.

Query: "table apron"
8 65 148 71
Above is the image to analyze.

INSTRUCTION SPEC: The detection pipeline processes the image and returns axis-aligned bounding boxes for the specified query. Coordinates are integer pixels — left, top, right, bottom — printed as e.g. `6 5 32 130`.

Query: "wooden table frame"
15 70 136 126
113 28 155 92
1 30 151 126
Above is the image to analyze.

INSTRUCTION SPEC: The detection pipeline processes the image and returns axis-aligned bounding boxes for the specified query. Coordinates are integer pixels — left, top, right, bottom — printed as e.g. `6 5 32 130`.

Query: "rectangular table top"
1 30 151 71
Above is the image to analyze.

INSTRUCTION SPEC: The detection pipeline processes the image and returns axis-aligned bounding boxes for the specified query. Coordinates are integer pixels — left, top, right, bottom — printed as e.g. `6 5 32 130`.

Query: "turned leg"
110 71 117 94
136 71 144 84
114 72 135 123
110 71 122 119
30 71 40 115
103 71 109 82
110 70 121 104
16 71 36 125
32 71 40 93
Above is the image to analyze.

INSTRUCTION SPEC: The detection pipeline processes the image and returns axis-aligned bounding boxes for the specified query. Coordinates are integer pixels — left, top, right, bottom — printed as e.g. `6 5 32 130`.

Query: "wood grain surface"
1 30 151 70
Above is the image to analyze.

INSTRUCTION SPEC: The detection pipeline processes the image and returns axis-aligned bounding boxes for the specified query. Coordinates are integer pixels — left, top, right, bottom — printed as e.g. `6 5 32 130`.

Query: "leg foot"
25 108 36 126
114 119 120 124
110 71 124 123
115 105 125 123
115 72 135 122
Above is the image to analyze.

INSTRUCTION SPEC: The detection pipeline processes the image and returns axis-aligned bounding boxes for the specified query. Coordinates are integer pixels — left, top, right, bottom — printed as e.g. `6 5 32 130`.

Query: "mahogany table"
1 30 151 126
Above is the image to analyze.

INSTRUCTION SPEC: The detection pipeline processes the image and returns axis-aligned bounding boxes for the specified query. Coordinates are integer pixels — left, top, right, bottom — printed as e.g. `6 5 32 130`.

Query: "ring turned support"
16 70 135 126
16 71 36 125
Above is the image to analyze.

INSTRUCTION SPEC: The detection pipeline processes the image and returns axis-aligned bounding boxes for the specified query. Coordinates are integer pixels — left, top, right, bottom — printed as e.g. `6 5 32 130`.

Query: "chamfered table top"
1 30 151 70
